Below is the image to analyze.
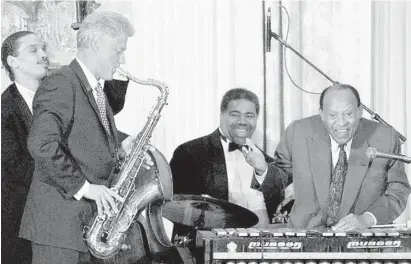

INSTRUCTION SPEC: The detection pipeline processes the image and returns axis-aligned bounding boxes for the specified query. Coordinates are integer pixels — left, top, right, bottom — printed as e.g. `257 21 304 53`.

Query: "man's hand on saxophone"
141 145 156 170
119 134 155 170
83 185 125 217
82 136 156 218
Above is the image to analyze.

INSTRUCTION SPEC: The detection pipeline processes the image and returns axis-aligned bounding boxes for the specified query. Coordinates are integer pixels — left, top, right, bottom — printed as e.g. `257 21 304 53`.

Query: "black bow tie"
220 132 249 152
228 142 248 152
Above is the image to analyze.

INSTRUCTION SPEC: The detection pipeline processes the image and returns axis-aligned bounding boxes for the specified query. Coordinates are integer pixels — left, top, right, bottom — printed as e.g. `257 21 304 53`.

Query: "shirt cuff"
363 211 377 226
74 180 90 200
254 167 268 185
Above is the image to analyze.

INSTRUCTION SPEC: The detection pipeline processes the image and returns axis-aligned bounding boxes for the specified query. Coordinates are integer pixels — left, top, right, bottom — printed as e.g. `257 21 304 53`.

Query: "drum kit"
159 194 259 263
160 194 291 264
162 194 293 231
162 194 259 230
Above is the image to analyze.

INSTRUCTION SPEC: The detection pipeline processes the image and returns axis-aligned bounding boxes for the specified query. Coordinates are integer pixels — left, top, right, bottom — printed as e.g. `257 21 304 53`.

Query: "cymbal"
162 194 258 229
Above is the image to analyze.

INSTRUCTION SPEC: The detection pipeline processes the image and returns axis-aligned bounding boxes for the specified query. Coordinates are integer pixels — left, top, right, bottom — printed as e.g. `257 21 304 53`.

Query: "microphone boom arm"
267 28 407 142
269 32 335 84
361 104 407 142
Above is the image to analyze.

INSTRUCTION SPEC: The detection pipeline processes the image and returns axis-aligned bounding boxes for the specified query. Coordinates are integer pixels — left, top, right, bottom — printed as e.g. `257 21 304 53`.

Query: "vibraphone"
195 228 411 264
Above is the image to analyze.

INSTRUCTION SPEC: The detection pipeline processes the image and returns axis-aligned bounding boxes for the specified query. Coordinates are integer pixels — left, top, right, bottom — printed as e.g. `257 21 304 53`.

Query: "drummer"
169 88 287 232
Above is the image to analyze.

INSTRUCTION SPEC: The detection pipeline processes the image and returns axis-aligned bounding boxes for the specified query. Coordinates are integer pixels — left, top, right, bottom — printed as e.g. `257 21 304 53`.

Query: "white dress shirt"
330 136 352 168
15 82 35 114
329 136 377 225
219 129 269 226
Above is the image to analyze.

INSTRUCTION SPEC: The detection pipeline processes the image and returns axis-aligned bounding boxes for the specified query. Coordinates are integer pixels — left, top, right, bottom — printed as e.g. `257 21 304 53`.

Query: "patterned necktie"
326 144 348 227
95 82 111 135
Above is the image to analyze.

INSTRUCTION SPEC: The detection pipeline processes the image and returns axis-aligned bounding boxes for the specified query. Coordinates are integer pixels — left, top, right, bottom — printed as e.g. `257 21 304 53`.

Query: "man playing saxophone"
19 11 153 264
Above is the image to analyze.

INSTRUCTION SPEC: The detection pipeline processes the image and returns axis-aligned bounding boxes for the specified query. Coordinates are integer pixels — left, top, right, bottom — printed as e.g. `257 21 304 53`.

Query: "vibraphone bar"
196 228 411 264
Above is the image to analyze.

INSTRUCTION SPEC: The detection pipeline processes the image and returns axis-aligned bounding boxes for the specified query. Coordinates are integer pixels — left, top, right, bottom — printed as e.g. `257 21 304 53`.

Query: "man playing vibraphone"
266 83 410 230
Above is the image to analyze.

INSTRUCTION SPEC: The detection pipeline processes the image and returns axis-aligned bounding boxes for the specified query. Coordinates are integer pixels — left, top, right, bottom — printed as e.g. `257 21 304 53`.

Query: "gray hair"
77 11 134 49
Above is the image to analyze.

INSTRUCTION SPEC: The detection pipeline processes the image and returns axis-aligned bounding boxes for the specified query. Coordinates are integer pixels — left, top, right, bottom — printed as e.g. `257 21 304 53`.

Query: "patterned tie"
326 144 348 227
95 82 111 135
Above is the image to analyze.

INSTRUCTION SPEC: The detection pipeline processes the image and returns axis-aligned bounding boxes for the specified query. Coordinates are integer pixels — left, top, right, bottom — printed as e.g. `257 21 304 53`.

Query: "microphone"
266 8 272 52
371 220 411 229
366 147 411 164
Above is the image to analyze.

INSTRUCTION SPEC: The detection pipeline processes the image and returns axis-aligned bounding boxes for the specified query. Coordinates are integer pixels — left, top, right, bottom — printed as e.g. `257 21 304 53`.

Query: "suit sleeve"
170 145 202 195
170 145 191 194
257 152 285 221
366 129 411 223
27 74 87 199
104 80 129 142
249 147 274 190
104 79 129 115
117 131 129 143
260 122 295 217
1 112 34 189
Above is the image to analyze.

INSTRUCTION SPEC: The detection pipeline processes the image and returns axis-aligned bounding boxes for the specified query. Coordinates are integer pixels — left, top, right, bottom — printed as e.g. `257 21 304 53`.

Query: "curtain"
371 1 411 222
266 0 410 222
98 0 410 225
99 0 266 237
102 0 266 158
1 0 409 227
87 0 411 224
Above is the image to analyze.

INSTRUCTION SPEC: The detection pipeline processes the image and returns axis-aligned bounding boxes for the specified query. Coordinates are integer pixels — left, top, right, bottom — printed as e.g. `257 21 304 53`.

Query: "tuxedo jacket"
265 115 410 228
169 129 285 221
1 84 33 263
19 59 129 252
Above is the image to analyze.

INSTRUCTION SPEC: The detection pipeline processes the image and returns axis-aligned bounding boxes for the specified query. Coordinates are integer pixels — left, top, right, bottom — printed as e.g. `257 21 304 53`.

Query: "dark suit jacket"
103 79 129 142
169 129 284 223
266 115 410 228
19 59 128 252
1 84 33 263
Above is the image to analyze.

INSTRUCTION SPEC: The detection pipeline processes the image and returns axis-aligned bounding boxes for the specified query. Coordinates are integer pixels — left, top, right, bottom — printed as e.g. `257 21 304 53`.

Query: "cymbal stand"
173 205 209 264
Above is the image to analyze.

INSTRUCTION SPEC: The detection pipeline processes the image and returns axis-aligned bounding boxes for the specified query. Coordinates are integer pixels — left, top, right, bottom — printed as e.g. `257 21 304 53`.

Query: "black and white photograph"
1 0 411 263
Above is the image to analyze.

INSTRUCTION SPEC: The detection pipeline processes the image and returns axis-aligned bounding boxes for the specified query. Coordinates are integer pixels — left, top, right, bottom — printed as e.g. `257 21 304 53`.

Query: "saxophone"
84 68 173 259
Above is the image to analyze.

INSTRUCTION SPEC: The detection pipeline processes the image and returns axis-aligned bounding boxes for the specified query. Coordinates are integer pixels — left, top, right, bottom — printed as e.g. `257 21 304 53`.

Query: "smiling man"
1 30 48 264
170 88 285 232
268 83 410 230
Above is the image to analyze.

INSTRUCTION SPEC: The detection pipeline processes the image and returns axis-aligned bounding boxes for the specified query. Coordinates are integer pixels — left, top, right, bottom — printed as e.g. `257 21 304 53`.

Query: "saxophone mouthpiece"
116 67 130 80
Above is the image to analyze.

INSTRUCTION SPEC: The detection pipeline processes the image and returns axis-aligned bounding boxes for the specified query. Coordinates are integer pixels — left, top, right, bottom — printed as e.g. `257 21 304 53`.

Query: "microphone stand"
267 31 407 142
